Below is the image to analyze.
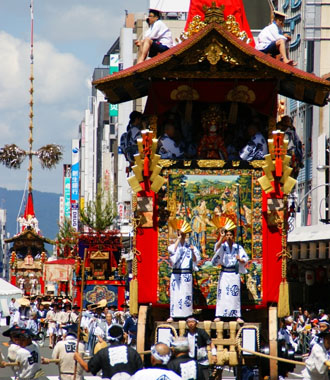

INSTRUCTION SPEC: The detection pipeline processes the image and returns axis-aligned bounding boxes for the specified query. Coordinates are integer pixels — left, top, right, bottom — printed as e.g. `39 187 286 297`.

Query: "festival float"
6 192 52 296
93 2 330 370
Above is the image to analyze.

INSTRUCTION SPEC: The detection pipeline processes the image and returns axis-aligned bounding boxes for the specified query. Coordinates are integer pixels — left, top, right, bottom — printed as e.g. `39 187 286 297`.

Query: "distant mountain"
0 187 61 252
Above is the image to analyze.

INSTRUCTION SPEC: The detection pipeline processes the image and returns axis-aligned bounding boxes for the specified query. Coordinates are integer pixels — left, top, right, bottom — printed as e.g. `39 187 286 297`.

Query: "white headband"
151 345 171 365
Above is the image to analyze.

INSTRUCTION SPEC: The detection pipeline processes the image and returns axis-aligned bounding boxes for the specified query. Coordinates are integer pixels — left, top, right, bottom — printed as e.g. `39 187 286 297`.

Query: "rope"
236 324 260 352
236 346 306 367
154 324 179 344
236 325 306 367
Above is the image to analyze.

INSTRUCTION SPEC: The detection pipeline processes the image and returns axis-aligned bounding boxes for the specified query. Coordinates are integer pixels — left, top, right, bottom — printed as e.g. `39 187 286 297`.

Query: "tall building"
0 208 9 279
271 0 330 304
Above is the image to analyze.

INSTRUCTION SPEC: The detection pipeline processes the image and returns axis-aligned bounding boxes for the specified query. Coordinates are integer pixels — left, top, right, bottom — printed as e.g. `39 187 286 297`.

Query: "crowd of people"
2 295 221 380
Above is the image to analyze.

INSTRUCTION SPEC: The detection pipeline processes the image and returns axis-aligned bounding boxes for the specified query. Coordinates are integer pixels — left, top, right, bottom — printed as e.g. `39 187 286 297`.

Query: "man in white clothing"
256 11 296 65
136 9 173 63
301 327 330 380
211 228 248 322
167 221 200 322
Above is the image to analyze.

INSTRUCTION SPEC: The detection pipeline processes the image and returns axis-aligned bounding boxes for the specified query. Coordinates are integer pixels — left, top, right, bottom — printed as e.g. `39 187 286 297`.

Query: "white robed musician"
211 219 248 323
167 220 200 322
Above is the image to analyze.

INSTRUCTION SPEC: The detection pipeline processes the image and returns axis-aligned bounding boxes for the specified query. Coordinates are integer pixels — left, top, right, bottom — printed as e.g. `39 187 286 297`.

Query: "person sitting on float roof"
256 11 297 66
135 9 173 64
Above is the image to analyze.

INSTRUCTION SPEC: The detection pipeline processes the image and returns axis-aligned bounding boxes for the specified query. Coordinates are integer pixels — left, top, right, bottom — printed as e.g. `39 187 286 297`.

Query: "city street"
0 326 306 380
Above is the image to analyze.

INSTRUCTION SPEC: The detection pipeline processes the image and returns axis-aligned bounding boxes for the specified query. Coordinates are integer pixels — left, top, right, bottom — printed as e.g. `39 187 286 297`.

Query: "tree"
80 186 116 232
56 218 79 257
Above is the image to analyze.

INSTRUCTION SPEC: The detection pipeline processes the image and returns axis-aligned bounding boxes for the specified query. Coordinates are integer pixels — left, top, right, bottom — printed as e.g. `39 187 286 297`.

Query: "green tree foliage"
80 186 116 232
56 217 79 257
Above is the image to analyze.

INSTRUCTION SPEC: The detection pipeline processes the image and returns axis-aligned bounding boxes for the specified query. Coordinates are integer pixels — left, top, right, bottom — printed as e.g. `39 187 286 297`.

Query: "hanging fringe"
278 280 290 318
129 277 138 315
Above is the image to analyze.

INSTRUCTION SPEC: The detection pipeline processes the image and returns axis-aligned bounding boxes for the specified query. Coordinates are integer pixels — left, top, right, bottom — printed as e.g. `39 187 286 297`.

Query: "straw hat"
91 299 107 309
17 298 30 307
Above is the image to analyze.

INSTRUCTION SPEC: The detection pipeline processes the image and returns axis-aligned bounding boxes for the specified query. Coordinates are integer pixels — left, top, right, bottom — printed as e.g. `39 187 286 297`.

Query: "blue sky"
0 0 148 193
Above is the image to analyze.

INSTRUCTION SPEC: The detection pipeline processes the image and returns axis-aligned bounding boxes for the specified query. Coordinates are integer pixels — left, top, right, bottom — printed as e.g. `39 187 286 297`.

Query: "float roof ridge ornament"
203 2 225 25
181 3 249 43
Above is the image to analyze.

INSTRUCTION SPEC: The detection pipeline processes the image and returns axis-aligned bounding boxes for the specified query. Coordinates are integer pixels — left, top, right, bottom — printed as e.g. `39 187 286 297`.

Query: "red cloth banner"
185 0 255 47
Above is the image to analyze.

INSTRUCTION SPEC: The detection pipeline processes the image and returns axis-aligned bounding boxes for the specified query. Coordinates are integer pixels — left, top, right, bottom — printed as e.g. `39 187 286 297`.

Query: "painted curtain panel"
158 168 263 307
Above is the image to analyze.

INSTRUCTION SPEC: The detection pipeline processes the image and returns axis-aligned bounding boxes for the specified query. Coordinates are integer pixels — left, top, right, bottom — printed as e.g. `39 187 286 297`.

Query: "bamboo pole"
73 248 87 380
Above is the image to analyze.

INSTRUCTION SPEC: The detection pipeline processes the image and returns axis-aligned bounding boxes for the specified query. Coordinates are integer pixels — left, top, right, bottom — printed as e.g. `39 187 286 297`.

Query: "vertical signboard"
59 196 64 225
71 203 79 231
64 177 71 219
63 164 71 220
71 140 80 202
109 54 119 117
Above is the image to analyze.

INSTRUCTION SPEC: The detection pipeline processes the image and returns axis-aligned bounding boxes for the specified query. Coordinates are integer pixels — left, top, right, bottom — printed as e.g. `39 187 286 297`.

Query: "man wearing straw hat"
167 220 201 322
211 221 248 323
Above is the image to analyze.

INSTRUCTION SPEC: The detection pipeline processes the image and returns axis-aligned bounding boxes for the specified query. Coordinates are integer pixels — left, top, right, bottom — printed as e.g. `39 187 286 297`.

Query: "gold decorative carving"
249 160 266 168
159 159 178 167
183 160 192 167
232 161 240 167
226 85 256 103
203 2 225 24
225 15 249 43
181 2 250 45
180 15 207 40
170 85 199 101
197 160 225 168
203 39 240 66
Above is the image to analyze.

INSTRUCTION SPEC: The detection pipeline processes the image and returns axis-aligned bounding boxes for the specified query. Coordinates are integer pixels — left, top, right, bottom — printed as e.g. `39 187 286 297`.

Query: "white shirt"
212 241 248 274
16 342 41 380
52 335 84 376
145 19 173 48
131 368 182 380
169 242 200 272
256 22 287 51
301 342 330 380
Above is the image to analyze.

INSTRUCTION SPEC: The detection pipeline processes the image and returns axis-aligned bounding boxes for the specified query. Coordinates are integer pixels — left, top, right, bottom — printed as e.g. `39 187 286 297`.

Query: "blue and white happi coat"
211 241 248 318
169 242 200 318
239 132 268 161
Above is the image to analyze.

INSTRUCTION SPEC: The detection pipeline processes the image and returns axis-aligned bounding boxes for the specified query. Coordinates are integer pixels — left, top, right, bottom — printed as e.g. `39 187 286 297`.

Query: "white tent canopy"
149 0 190 13
0 278 22 317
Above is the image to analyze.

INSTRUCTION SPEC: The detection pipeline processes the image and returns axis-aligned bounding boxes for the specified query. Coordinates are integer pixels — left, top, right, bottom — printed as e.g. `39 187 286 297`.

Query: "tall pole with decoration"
126 129 165 311
0 0 62 189
258 130 296 317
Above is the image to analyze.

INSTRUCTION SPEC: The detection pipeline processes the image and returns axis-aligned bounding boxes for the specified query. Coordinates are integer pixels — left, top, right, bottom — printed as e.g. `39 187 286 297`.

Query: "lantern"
316 266 326 284
305 270 315 286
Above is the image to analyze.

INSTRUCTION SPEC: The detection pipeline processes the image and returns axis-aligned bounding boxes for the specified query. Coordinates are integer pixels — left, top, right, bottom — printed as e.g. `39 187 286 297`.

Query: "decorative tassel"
129 277 138 315
278 280 290 318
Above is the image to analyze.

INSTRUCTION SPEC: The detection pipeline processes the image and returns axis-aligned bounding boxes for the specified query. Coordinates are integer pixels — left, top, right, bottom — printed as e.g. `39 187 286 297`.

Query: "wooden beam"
269 306 278 380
